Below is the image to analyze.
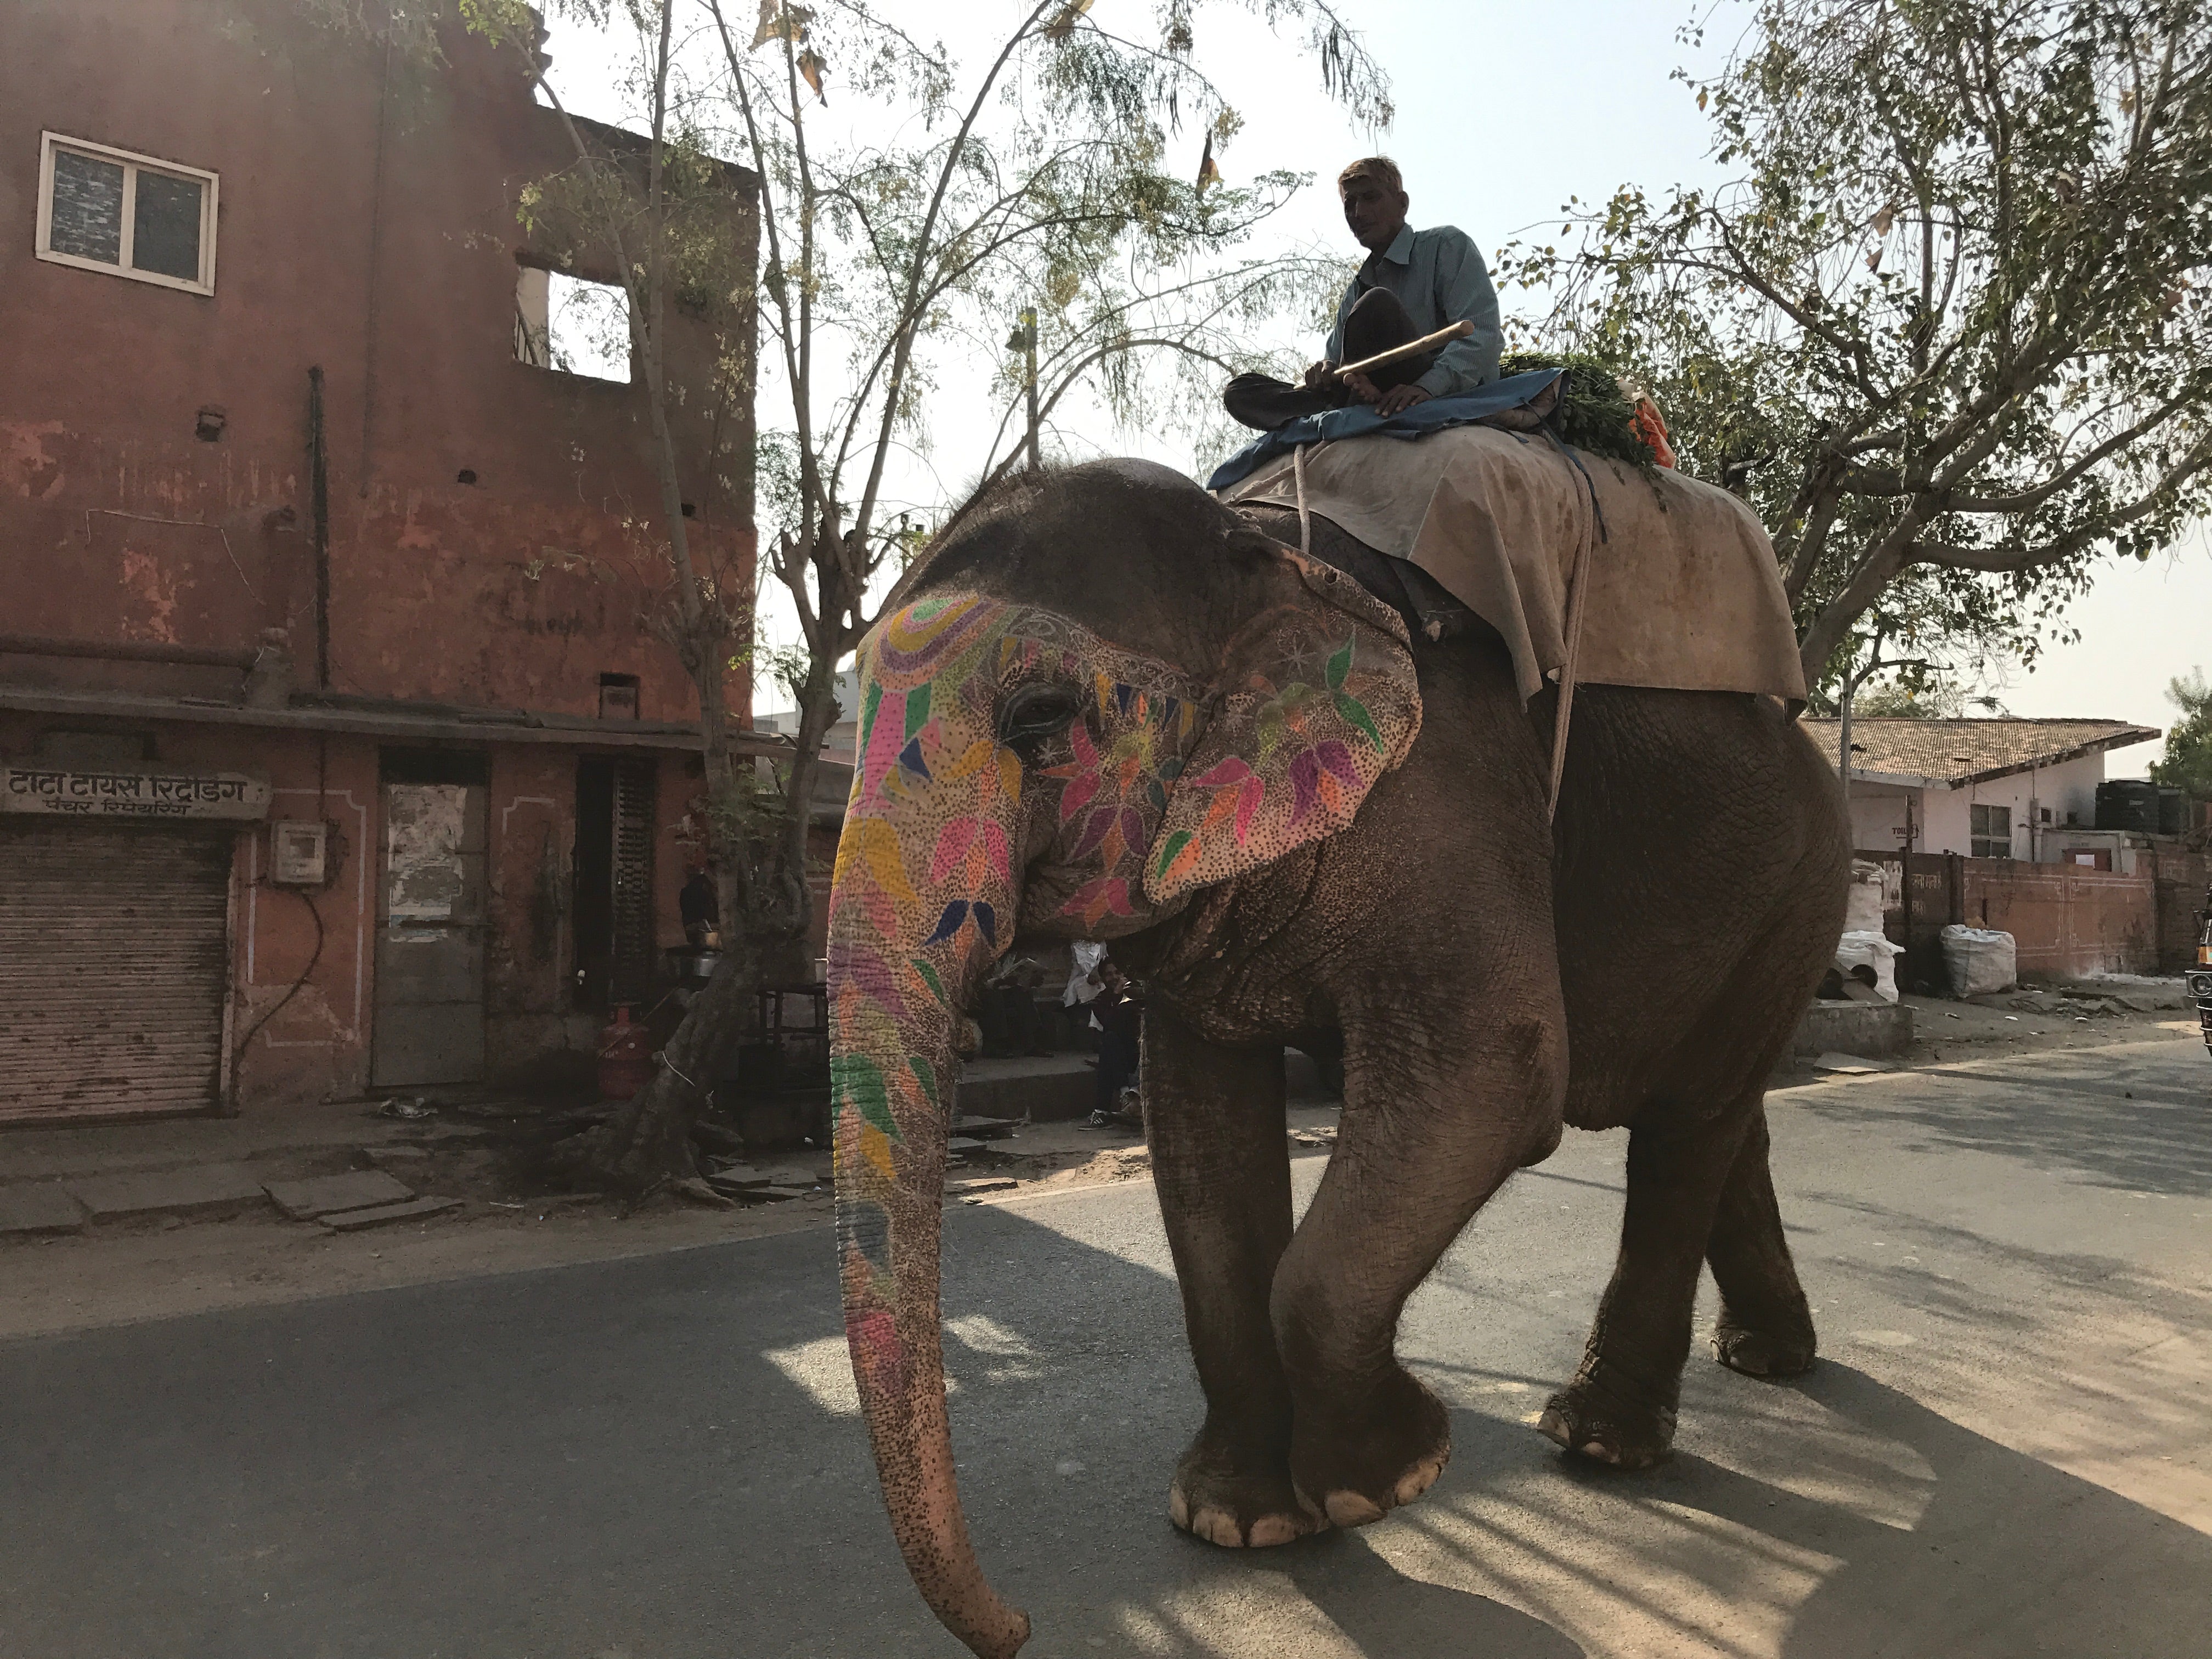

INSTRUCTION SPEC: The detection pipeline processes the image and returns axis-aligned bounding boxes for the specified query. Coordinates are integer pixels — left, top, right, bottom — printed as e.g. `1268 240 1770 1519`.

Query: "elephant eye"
997 682 1085 755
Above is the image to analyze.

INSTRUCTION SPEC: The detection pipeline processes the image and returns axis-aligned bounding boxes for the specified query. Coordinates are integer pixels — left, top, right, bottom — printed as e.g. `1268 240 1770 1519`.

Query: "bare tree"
473 0 1389 1189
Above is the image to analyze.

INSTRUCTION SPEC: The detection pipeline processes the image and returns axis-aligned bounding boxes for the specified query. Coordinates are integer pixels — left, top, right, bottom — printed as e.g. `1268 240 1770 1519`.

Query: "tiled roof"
1801 717 2161 786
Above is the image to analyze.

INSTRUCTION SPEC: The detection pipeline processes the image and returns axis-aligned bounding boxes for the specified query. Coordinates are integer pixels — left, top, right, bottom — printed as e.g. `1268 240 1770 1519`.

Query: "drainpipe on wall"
307 366 331 689
358 31 393 498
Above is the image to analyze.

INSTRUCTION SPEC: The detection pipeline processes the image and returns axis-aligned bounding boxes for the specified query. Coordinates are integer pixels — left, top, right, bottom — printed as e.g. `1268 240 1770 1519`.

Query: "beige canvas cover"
1217 426 1808 706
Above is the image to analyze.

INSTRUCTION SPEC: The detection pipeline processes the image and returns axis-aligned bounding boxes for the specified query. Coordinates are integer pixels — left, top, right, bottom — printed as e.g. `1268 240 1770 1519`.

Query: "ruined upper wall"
0 0 758 723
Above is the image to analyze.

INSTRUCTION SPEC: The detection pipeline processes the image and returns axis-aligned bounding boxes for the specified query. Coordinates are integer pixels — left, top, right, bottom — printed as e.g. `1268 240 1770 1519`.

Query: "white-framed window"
35 132 218 295
1970 803 2013 860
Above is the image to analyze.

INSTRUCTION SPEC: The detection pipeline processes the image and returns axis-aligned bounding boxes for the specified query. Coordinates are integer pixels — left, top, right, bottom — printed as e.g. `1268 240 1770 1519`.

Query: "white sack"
1942 924 2018 997
1843 861 1889 935
1834 929 1904 1003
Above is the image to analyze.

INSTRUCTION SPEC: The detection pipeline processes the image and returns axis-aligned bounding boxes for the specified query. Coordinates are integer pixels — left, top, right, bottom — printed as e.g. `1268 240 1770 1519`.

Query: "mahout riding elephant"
826 458 1849 1657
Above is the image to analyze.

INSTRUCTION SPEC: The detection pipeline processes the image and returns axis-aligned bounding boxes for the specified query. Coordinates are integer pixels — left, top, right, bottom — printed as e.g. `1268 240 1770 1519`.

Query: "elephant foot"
1711 1319 1817 1380
1537 1370 1678 1470
1290 1363 1452 1530
1169 1428 1317 1550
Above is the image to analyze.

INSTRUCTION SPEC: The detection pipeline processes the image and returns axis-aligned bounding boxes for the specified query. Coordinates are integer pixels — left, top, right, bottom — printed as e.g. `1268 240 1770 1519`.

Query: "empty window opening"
37 132 217 294
456 469 478 486
598 673 641 720
515 265 631 382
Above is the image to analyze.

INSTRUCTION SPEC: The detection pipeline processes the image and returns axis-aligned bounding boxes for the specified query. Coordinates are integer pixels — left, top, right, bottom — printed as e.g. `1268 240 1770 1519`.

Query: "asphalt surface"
4 1036 2209 1659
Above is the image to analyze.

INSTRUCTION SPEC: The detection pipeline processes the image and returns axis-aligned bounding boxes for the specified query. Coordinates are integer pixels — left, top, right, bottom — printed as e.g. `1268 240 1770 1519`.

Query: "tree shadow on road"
1282 1529 1585 1659
1791 1048 2212 1196
1648 1364 2209 1658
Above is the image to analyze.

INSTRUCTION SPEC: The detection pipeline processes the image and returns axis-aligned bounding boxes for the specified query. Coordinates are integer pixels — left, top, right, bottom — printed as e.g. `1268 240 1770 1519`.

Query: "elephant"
825 458 1850 1658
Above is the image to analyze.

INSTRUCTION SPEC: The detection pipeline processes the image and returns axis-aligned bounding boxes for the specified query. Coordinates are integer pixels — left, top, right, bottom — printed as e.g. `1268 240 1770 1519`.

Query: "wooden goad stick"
1330 318 1474 384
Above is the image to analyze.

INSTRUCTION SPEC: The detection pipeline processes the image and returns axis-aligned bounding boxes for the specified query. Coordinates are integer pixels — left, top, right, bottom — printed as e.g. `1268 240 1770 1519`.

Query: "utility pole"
1837 616 1929 844
1008 307 1041 471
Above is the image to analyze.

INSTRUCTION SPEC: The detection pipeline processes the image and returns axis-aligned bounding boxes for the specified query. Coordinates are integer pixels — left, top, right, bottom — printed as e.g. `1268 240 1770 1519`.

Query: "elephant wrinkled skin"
825 459 1849 1658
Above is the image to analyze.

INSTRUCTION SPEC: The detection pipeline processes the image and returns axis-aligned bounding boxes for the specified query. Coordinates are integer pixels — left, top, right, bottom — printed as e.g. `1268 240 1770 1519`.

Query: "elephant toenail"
1393 1464 1437 1505
1247 1515 1304 1548
1167 1485 1190 1530
1196 1508 1244 1547
1324 1490 1386 1527
1535 1410 1571 1448
1580 1440 1616 1462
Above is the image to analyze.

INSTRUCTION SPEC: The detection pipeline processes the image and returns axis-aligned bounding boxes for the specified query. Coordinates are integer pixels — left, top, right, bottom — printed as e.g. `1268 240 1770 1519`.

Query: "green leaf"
859 679 883 753
1334 690 1383 753
1325 639 1352 692
831 1053 899 1141
911 957 947 1008
904 679 933 743
1153 828 1193 878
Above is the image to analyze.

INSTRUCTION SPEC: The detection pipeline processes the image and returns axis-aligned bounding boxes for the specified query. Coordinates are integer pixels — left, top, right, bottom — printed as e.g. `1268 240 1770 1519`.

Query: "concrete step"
955 1056 1096 1123
953 1050 1342 1124
1793 999 1915 1059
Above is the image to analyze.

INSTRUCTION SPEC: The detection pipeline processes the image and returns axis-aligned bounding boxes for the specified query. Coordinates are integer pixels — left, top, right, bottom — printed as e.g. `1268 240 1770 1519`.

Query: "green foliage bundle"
1499 349 1656 470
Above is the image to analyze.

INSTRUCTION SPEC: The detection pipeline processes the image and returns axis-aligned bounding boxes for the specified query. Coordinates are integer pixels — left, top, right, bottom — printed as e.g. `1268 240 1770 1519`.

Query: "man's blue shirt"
1324 223 1504 399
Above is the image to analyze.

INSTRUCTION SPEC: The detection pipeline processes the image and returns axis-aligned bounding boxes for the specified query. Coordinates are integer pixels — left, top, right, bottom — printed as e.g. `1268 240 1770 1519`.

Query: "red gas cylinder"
597 1006 652 1101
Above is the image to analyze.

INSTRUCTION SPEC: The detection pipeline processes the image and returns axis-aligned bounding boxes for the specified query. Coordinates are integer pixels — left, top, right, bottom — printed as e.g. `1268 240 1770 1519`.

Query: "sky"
537 0 2208 772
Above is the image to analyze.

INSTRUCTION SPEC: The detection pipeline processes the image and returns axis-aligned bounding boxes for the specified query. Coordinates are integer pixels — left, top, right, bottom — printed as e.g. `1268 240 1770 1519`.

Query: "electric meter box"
269 819 330 887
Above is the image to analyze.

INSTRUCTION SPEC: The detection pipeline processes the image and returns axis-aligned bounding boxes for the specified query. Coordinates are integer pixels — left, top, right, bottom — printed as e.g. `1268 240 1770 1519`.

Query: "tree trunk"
572 914 810 1194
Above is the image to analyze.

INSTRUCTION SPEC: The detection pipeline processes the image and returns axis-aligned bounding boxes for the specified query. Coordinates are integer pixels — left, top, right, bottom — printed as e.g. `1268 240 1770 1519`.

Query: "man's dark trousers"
1223 288 1436 431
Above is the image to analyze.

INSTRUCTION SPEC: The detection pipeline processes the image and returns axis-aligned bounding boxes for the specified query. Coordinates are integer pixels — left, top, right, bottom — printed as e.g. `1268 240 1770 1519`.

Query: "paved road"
5 1037 2209 1659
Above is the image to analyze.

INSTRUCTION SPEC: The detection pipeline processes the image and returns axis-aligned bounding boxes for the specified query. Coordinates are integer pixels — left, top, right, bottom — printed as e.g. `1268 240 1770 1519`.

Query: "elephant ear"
1143 543 1422 906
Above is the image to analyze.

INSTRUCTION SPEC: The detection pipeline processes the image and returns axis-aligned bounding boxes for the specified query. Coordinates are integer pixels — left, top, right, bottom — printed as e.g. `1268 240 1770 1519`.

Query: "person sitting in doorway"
1088 961 1144 1128
679 863 719 948
1223 155 1504 432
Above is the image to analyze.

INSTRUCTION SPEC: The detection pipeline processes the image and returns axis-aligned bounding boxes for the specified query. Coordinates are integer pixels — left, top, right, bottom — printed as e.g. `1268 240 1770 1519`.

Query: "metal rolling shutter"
609 759 658 1005
0 823 232 1124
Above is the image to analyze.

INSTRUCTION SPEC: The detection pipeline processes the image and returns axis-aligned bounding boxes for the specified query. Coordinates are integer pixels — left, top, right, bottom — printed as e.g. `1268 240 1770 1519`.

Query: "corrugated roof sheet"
1801 717 2160 785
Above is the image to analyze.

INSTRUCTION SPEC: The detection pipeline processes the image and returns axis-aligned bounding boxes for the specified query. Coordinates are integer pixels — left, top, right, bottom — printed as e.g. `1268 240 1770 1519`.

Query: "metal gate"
0 822 233 1124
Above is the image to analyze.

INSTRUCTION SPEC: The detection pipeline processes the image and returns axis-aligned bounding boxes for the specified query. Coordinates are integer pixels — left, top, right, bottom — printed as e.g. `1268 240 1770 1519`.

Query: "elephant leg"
1539 1095 1758 1469
1144 1005 1312 1548
1706 1105 1818 1379
1271 1008 1565 1530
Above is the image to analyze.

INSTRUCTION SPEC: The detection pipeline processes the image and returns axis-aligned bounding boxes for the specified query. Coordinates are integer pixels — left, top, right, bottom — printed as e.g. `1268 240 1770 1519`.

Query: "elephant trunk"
828 792 1029 1658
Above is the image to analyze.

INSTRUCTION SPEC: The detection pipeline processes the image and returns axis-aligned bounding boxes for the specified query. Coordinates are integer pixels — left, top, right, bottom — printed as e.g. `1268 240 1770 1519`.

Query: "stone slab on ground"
1792 998 1914 1058
0 1184 86 1237
945 1177 1019 1197
66 1164 269 1221
315 1196 461 1232
264 1171 416 1221
1811 1051 1894 1075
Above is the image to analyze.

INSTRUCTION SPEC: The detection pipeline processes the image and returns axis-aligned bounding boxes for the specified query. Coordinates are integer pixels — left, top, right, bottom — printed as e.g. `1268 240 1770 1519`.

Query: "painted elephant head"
826 466 1422 1657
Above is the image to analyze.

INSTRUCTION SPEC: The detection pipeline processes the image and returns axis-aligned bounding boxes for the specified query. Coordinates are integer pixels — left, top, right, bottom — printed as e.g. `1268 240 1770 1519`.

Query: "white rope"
1293 441 1311 556
1547 453 1596 825
658 1049 706 1098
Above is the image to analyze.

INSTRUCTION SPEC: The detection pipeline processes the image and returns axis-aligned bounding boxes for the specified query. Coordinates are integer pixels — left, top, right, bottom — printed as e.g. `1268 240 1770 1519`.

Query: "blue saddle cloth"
1205 369 1567 493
